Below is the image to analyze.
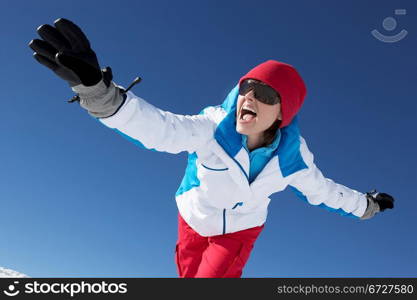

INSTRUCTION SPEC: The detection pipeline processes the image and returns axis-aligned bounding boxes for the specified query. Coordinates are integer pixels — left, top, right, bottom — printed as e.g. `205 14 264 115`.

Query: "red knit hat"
239 60 307 128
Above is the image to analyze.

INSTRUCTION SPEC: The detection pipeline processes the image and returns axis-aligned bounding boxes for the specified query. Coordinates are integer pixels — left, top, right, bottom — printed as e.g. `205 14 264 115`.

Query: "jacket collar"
241 129 281 156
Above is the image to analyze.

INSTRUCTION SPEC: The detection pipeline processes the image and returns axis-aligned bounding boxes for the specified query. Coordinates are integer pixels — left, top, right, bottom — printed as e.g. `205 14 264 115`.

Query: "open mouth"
239 108 257 122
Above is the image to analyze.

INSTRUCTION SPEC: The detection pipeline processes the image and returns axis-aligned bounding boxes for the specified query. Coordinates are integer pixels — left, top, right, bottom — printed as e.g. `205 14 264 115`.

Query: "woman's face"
236 89 282 137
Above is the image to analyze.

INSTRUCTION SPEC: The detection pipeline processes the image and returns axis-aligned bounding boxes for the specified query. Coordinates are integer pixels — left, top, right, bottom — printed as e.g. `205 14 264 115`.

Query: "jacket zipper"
222 157 249 235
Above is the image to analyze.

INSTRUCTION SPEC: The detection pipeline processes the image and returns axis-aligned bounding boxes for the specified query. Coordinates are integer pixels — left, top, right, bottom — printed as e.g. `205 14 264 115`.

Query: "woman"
29 18 395 278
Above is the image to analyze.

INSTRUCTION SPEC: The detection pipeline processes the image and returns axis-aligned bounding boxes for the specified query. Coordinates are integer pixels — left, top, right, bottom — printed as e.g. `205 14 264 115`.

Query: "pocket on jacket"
197 160 238 208
201 163 229 171
198 156 229 172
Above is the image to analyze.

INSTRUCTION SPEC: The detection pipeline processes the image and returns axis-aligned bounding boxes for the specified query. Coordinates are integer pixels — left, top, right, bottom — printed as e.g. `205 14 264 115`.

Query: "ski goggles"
239 79 281 105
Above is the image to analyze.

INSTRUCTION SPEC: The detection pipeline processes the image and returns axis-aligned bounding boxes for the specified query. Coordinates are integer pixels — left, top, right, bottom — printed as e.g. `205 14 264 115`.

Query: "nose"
244 90 256 102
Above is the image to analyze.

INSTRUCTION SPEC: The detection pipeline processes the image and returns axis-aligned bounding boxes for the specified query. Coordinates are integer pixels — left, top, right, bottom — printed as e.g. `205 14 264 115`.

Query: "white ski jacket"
99 84 368 236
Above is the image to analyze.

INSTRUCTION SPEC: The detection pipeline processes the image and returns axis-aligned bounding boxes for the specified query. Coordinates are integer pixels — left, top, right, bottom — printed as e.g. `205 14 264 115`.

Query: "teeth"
242 107 256 113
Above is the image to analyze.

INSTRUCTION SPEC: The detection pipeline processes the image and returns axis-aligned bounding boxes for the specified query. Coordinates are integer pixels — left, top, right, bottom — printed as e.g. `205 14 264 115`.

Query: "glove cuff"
72 79 125 118
360 195 381 220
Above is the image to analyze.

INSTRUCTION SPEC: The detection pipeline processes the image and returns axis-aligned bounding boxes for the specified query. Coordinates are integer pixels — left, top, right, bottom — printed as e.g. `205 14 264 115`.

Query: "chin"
236 125 252 135
235 125 244 134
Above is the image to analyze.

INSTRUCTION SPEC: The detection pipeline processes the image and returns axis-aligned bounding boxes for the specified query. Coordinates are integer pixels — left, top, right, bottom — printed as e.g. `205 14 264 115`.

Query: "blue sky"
0 0 415 277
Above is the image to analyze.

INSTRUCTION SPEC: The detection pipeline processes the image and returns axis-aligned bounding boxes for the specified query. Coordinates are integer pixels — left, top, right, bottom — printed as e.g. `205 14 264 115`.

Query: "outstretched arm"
97 88 217 154
29 18 215 154
289 136 394 220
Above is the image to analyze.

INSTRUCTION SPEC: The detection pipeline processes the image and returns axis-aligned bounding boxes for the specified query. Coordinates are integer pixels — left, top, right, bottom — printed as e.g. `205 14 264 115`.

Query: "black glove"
29 18 102 87
366 190 395 211
361 189 395 220
29 18 142 118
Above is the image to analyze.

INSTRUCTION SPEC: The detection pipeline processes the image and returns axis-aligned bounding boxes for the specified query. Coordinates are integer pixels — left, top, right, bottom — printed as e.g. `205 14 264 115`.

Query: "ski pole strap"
119 77 142 95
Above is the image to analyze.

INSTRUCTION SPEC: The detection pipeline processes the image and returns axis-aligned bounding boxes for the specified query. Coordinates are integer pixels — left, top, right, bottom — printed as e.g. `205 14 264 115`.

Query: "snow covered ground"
0 267 28 278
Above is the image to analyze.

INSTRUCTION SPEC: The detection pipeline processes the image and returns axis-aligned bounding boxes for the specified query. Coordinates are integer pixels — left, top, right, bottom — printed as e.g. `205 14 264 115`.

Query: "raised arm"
29 18 215 154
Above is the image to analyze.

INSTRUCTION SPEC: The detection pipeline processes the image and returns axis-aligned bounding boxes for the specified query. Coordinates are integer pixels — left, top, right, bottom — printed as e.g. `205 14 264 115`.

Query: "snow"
0 267 28 278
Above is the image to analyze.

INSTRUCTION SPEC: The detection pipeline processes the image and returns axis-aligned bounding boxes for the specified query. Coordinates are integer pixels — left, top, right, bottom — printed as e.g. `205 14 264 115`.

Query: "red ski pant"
174 213 264 278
